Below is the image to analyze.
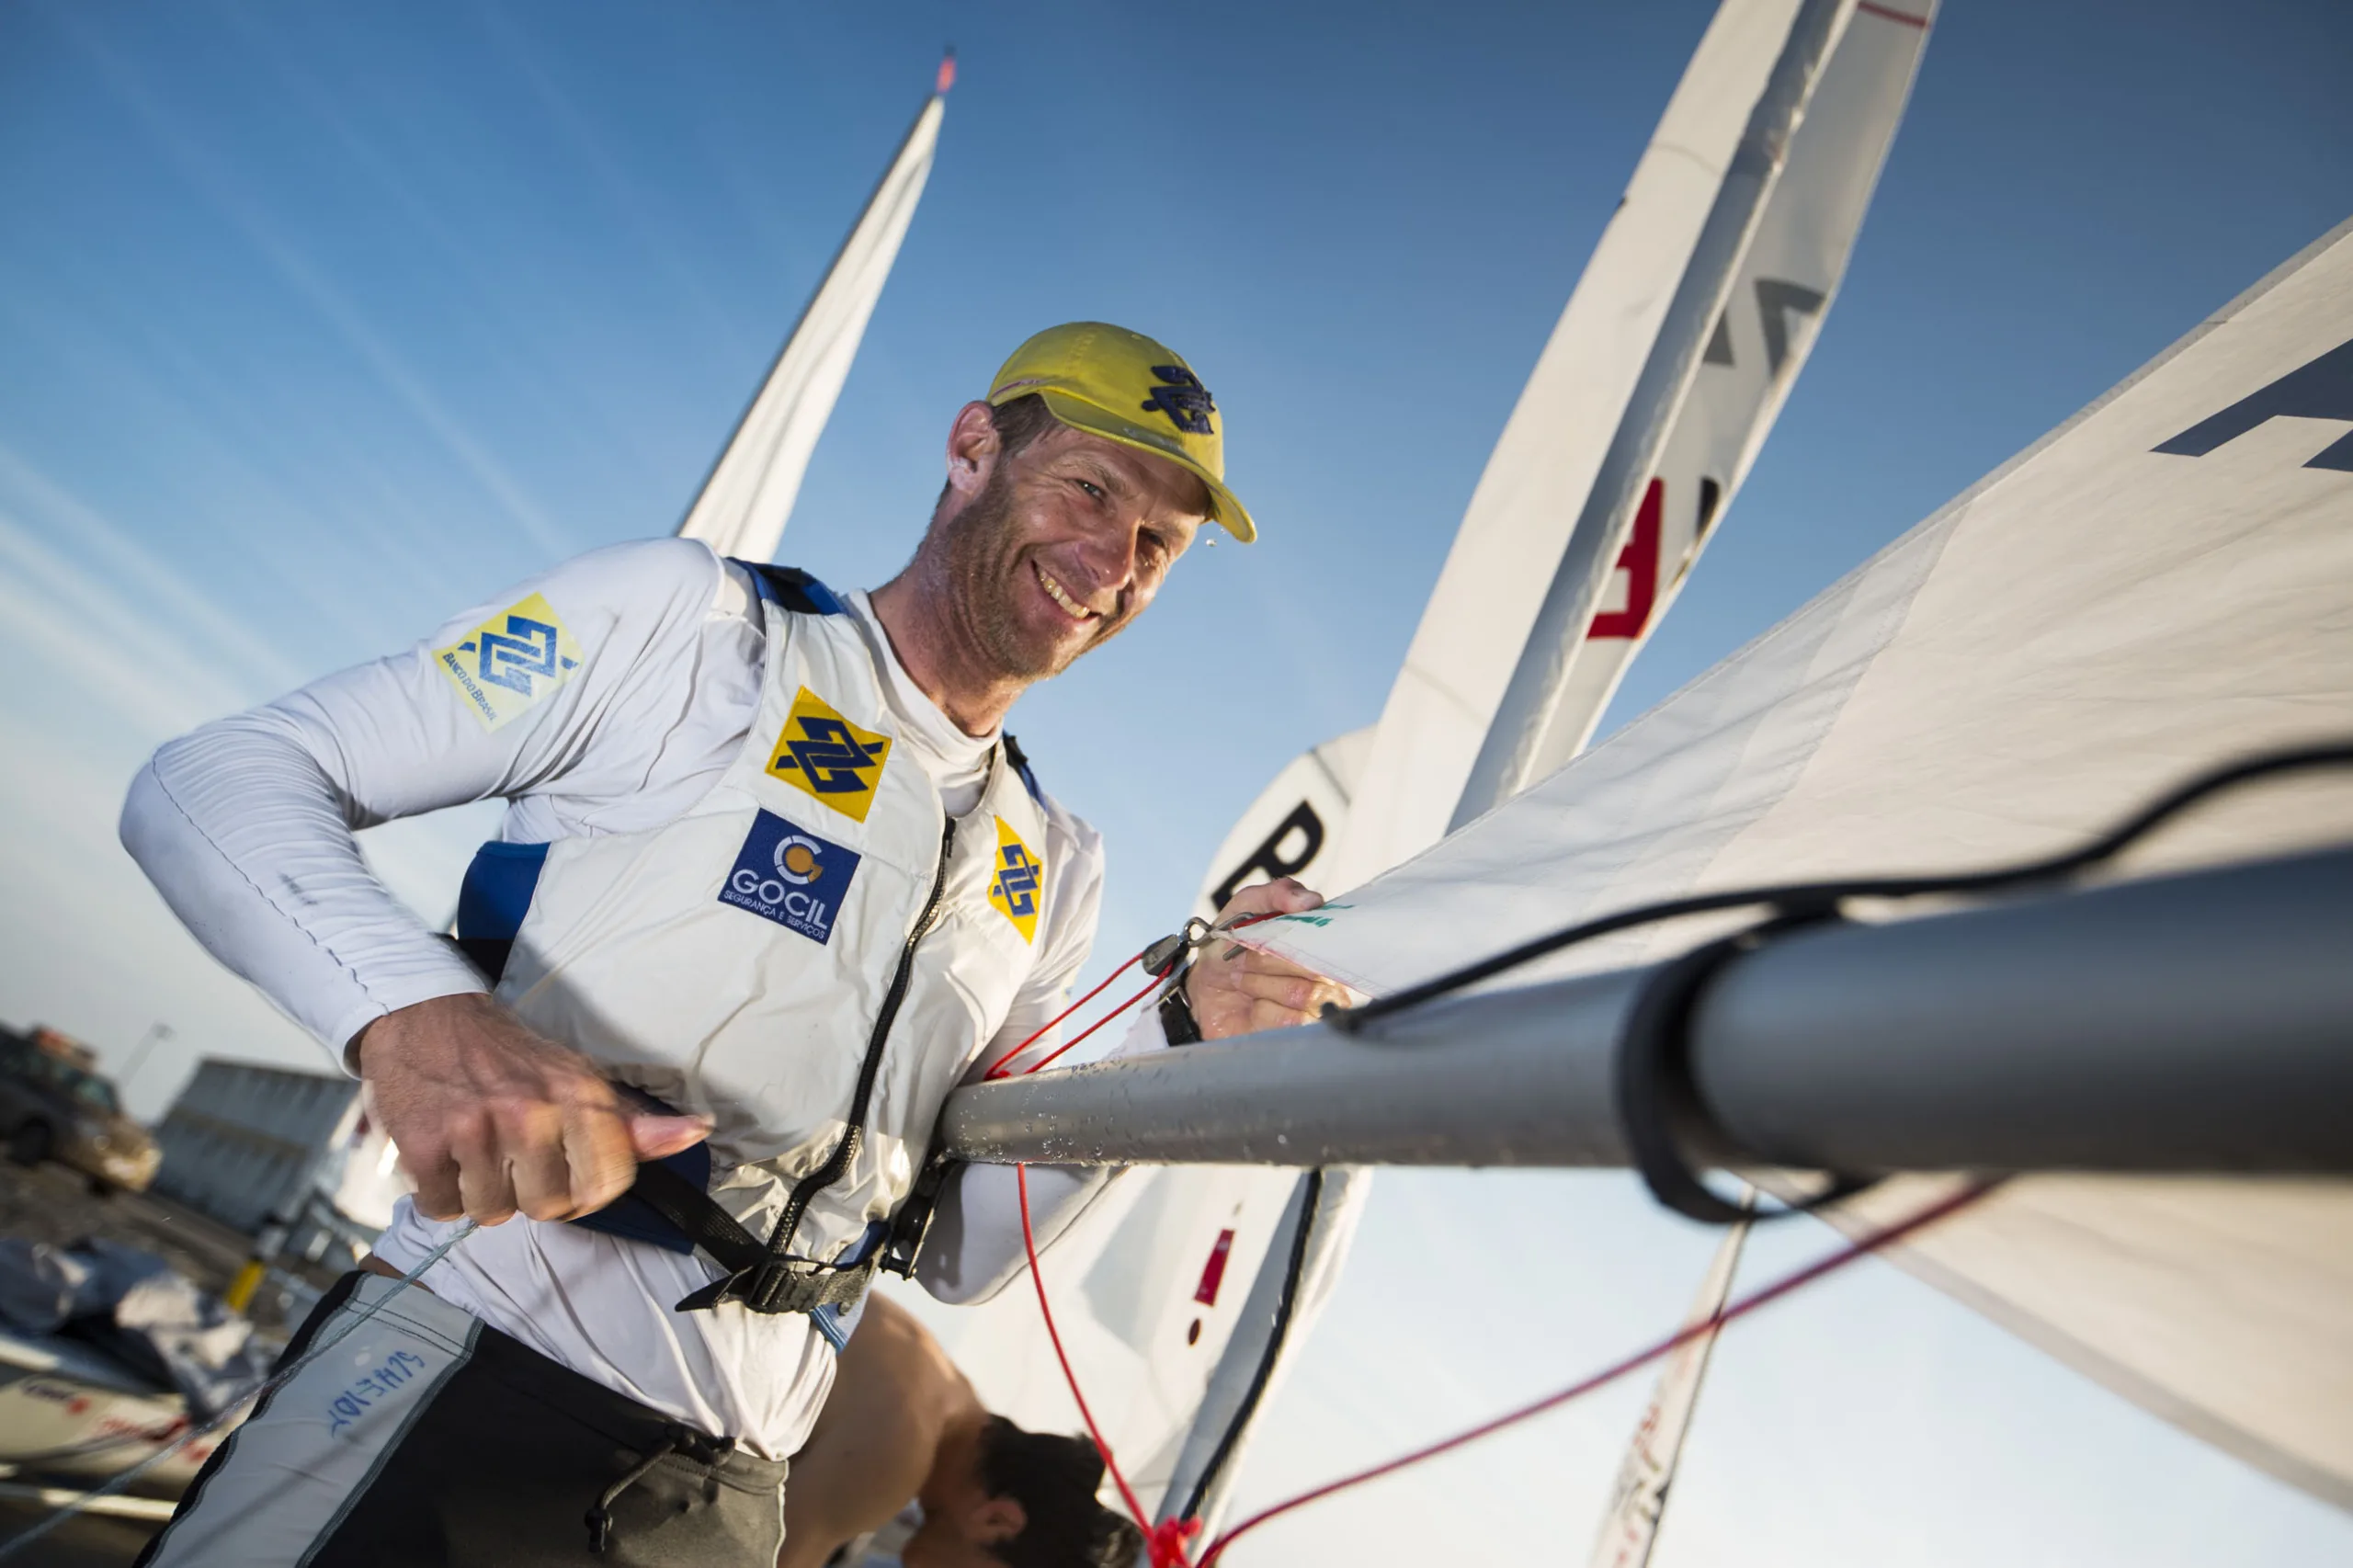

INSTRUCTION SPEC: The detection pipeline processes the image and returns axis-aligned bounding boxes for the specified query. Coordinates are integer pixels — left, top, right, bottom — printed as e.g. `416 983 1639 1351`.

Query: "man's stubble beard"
936 463 1131 683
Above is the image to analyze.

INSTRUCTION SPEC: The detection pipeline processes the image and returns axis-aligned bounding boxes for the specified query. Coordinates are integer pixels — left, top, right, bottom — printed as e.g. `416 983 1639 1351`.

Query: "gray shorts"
136 1271 789 1568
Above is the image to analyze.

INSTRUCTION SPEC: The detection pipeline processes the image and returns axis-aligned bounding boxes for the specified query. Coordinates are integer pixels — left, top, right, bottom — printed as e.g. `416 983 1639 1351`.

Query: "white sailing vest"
491 593 1052 1274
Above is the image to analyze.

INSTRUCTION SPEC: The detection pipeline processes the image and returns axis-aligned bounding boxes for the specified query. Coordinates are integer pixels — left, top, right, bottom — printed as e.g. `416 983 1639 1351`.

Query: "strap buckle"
676 1255 876 1316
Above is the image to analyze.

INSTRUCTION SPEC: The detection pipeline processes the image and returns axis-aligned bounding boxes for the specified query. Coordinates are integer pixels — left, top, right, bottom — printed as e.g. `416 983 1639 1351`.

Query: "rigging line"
0 1218 480 1562
1173 1167 1327 1527
987 960 1166 1080
1017 1164 1199 1568
981 909 1279 1081
1332 739 2353 1030
1193 1178 2003 1567
983 949 1155 1080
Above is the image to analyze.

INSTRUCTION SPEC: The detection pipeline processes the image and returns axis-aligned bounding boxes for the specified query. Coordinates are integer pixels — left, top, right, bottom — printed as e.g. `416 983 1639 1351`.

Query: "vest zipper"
765 814 960 1262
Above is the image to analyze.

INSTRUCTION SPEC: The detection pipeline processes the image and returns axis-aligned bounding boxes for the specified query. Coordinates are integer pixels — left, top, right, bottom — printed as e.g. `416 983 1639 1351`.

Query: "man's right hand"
353 994 710 1225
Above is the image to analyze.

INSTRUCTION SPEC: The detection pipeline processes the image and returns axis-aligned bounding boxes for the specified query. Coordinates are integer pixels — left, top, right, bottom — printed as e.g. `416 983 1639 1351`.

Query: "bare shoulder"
846 1294 968 1398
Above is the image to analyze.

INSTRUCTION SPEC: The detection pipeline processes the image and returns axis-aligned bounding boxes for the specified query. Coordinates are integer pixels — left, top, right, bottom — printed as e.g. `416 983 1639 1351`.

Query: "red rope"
978 946 1153 1083
983 909 1279 1081
1017 1164 1199 1566
1189 1178 2002 1565
998 942 1199 1560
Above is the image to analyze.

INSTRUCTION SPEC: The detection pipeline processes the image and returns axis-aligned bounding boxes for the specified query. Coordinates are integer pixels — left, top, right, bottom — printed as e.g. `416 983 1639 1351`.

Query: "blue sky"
1 1 2348 1562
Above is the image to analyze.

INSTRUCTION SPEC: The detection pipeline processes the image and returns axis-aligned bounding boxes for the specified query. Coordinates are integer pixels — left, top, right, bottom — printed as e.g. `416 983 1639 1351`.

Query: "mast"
1587 1206 1752 1568
675 51 953 562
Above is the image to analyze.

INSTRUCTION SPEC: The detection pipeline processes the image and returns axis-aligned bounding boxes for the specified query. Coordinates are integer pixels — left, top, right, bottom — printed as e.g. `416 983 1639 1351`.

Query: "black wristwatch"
1157 972 1203 1045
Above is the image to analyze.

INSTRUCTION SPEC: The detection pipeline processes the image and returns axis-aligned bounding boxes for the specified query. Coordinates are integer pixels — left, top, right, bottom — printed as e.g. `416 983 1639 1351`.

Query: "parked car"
0 1032 160 1194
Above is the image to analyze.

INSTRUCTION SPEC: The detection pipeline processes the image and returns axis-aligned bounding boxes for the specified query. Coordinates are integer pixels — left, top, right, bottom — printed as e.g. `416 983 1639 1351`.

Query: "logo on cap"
767 687 893 823
1140 366 1216 437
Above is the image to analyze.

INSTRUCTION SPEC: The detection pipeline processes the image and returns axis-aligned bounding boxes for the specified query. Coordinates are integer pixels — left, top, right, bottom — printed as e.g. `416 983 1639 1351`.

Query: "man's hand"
354 994 709 1225
1184 878 1353 1040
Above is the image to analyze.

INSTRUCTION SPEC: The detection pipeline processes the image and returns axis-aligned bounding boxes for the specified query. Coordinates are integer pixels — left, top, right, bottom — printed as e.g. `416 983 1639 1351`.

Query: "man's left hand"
1184 878 1353 1040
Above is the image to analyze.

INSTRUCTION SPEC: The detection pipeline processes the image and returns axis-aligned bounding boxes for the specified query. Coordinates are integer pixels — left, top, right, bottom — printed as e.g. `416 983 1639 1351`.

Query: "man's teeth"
1036 566 1097 621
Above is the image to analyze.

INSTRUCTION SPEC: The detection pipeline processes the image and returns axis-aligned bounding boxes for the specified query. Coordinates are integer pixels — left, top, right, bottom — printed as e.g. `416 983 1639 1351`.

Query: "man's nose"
1071 513 1144 594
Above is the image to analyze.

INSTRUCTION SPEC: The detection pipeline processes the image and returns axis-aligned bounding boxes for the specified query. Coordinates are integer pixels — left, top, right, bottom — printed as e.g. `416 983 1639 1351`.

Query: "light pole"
120 1022 175 1104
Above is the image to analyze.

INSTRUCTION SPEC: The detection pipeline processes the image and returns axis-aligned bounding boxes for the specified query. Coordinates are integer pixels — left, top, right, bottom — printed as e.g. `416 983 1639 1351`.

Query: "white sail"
1324 0 1932 891
675 56 951 562
1588 1212 1753 1568
1234 216 2353 1509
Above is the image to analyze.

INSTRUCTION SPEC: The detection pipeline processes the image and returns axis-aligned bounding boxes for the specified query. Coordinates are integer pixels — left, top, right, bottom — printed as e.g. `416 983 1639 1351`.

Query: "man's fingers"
404 1145 465 1221
630 1114 712 1161
1221 876 1324 920
1222 965 1339 1014
450 1110 518 1225
561 1099 642 1217
498 1098 578 1221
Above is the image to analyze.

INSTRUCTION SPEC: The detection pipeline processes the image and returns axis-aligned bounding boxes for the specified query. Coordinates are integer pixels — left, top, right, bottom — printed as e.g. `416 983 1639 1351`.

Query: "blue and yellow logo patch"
986 816 1044 944
434 593 583 731
766 687 892 824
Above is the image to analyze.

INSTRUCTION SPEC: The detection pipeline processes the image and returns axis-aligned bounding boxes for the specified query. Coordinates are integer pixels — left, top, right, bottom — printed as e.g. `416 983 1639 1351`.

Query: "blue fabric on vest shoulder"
1002 733 1044 804
729 560 846 617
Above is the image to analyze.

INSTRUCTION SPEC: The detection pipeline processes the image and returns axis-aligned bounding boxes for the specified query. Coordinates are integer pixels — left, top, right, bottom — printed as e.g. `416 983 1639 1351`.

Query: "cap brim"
1029 389 1258 543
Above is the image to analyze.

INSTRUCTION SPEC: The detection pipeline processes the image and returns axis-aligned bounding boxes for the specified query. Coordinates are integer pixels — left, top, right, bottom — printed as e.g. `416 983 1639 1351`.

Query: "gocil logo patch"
720 811 859 945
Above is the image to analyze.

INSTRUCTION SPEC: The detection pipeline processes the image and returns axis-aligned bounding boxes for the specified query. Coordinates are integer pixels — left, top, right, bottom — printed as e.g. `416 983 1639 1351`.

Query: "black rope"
1613 917 1873 1223
1323 739 2353 1224
1328 740 2353 1033
1174 1167 1326 1526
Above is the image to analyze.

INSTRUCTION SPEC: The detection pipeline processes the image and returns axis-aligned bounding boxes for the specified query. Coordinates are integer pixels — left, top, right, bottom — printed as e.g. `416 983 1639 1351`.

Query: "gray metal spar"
937 846 2353 1176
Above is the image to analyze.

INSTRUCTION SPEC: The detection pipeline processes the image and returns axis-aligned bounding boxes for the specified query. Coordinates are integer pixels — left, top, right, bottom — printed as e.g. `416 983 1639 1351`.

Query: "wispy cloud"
47 3 577 562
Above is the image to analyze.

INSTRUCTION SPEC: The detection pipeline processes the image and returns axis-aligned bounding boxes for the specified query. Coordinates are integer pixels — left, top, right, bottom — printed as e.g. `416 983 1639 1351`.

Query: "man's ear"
944 401 1002 503
969 1494 1026 1547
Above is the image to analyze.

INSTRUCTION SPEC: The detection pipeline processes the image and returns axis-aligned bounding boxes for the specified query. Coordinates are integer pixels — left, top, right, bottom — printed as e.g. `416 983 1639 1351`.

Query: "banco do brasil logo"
434 593 584 732
987 815 1044 944
767 687 893 823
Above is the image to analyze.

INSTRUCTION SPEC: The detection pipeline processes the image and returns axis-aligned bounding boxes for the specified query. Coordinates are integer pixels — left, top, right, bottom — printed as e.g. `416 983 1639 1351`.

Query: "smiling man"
120 323 1346 1567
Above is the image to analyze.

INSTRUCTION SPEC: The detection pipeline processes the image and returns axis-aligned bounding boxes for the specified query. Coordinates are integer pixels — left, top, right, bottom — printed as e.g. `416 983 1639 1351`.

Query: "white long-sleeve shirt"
120 537 1144 1454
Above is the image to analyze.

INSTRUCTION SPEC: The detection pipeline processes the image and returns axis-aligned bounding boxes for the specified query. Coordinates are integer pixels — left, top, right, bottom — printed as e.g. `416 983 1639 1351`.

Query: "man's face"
935 415 1211 683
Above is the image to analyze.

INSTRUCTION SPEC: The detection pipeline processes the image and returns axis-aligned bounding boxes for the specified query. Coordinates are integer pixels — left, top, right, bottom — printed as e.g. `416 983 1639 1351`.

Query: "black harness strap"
623 1162 877 1315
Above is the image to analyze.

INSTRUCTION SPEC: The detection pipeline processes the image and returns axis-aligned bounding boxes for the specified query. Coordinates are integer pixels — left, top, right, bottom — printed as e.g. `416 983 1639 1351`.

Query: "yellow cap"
987 322 1256 543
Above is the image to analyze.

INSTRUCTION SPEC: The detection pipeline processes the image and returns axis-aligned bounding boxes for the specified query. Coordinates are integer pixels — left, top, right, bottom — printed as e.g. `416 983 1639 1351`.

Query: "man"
120 323 1347 1566
781 1295 1136 1568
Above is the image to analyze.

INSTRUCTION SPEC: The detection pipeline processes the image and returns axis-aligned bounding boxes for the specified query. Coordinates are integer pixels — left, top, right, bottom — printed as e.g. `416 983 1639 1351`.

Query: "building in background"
152 1059 411 1260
